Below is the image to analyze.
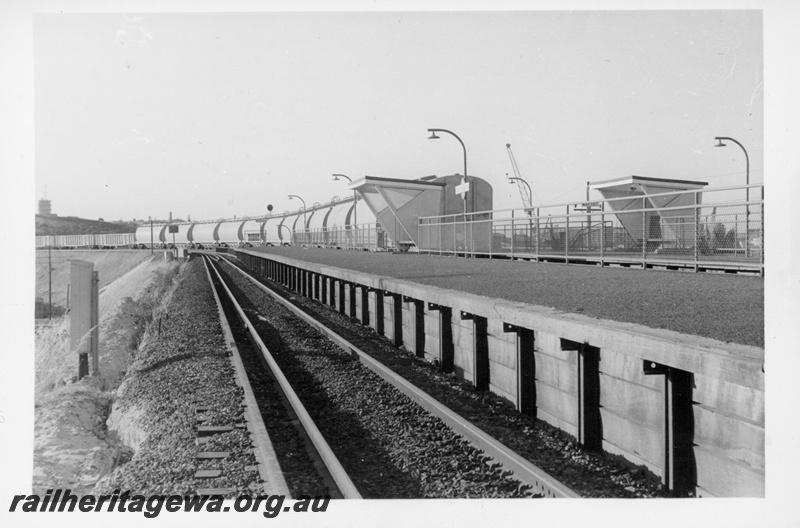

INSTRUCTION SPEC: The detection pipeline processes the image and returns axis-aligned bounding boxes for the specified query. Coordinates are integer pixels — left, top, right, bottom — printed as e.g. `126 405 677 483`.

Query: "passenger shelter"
588 176 708 251
350 174 493 251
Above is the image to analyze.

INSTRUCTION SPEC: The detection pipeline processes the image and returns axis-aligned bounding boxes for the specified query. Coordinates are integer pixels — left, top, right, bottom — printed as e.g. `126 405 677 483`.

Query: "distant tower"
38 186 53 216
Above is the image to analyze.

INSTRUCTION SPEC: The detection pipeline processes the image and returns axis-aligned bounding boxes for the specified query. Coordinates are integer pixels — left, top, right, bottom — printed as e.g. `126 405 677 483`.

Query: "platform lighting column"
149 216 153 255
714 136 750 257
288 195 307 241
427 128 469 217
509 176 533 250
333 173 358 244
586 182 591 252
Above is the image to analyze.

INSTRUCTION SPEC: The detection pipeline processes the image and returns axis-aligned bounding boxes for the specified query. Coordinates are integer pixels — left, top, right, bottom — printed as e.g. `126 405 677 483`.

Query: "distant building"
38 198 54 216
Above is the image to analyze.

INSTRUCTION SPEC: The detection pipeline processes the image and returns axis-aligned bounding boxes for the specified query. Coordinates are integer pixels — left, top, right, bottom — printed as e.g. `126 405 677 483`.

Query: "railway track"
201 252 579 498
202 254 360 499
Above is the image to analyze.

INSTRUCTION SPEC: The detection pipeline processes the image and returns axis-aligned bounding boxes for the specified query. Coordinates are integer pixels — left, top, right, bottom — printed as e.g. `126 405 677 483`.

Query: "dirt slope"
32 257 182 494
35 250 159 314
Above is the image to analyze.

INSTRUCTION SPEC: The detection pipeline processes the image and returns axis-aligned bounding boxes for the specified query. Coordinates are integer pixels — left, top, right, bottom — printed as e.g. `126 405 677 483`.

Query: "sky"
3 2 800 527
32 8 764 222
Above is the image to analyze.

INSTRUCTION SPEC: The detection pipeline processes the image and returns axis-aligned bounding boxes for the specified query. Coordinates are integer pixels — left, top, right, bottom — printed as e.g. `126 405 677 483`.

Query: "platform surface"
248 247 764 348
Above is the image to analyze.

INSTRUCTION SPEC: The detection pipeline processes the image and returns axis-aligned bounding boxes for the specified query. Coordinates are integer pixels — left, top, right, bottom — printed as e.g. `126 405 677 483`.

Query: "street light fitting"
288 194 308 231
712 137 748 187
713 134 751 256
288 194 305 205
333 174 358 227
426 127 469 216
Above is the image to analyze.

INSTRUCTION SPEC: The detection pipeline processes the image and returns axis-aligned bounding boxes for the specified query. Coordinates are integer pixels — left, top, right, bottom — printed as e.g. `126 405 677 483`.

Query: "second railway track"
203 252 579 498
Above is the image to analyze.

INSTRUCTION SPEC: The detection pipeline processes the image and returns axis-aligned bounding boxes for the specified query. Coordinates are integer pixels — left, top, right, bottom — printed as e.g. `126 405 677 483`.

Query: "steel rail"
220 256 580 498
204 256 362 499
200 255 291 496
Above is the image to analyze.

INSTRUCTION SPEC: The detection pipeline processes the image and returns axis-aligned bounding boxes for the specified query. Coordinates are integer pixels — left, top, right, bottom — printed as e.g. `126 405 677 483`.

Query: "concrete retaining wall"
235 249 765 497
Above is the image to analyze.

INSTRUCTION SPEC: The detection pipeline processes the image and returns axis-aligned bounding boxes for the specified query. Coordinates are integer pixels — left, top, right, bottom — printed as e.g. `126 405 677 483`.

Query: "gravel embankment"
223 256 667 498
249 247 763 348
217 262 535 498
96 259 265 496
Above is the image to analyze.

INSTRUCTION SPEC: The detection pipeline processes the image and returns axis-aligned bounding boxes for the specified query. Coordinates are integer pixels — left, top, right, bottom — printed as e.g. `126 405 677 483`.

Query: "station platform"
247 246 763 348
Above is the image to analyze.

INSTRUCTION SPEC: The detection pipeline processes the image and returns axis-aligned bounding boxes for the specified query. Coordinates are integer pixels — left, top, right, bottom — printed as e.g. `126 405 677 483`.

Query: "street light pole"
288 194 307 230
714 136 750 256
333 174 357 228
427 128 469 216
508 175 535 251
508 176 532 211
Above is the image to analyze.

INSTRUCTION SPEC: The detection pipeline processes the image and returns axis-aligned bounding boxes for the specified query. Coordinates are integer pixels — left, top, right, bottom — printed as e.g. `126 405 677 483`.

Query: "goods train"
35 197 373 250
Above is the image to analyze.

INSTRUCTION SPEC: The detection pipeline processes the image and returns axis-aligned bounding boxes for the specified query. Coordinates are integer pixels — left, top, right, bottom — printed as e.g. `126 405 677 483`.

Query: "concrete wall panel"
383 296 396 342
537 407 578 438
489 336 516 369
599 348 663 390
693 404 764 471
693 373 764 424
536 381 577 431
694 445 765 497
598 373 663 430
600 407 663 471
489 360 516 397
401 303 416 352
535 331 572 361
535 353 577 395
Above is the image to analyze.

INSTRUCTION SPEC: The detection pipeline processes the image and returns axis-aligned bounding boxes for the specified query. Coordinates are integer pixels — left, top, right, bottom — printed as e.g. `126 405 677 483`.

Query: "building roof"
589 175 708 191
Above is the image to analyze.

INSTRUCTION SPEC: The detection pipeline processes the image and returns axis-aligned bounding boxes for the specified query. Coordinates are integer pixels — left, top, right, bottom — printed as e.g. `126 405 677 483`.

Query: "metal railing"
292 223 394 251
418 184 763 273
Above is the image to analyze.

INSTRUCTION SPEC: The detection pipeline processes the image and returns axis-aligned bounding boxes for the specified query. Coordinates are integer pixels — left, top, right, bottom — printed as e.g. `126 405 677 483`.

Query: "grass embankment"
33 255 182 494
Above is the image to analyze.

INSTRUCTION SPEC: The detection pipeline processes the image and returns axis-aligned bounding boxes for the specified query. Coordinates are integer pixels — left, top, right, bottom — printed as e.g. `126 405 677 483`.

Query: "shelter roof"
589 175 708 192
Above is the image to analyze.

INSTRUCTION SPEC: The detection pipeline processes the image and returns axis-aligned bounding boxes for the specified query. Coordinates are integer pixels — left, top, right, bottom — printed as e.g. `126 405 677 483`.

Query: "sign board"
455 182 470 195
574 202 601 211
246 232 262 242
168 225 179 233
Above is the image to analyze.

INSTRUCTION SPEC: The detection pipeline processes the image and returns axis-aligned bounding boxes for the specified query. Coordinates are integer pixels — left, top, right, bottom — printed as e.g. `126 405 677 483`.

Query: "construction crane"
506 143 533 214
